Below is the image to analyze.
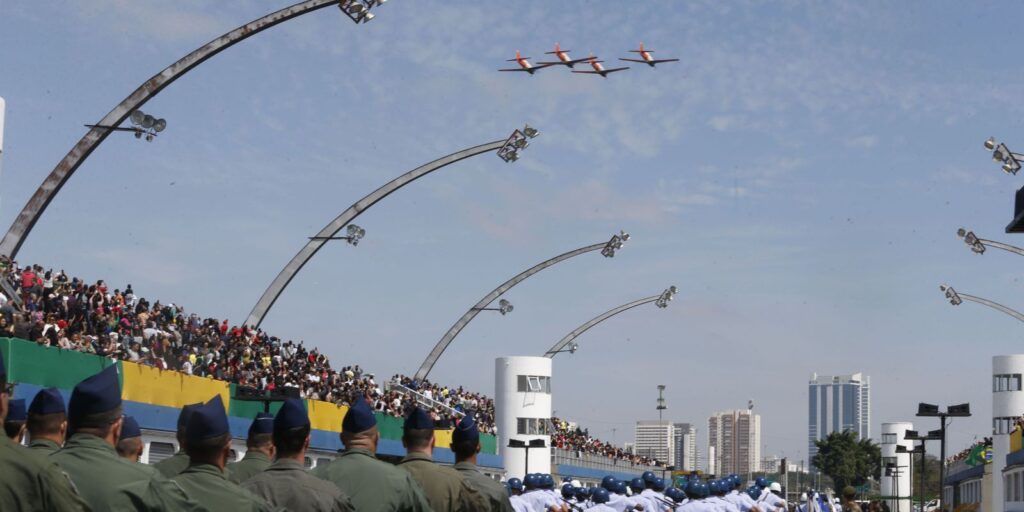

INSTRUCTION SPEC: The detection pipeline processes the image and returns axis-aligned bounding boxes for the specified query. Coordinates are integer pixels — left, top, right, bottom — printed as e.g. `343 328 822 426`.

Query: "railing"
385 381 466 419
551 447 664 474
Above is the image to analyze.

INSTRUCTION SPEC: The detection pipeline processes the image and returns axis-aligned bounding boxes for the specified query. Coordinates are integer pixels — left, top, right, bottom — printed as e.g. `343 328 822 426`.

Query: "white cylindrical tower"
0 96 5 215
881 422 914 512
495 356 553 479
993 355 1024 512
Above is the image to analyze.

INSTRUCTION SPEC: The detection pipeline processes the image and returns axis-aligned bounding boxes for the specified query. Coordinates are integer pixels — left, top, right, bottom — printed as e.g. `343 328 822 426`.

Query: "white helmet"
572 480 582 488
769 482 782 493
800 493 809 502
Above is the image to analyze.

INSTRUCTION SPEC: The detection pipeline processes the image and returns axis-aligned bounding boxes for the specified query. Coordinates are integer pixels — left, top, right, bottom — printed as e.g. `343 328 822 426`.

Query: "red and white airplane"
498 51 553 75
571 54 629 77
619 43 680 67
537 43 593 69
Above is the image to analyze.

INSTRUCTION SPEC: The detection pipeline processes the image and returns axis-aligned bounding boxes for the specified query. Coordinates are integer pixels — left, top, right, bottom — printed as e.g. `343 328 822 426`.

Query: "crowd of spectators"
0 260 647 456
946 437 993 466
551 417 665 468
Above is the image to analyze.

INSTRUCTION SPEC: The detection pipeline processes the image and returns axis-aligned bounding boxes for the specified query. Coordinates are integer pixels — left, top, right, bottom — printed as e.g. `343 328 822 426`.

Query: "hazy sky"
3 1 1024 464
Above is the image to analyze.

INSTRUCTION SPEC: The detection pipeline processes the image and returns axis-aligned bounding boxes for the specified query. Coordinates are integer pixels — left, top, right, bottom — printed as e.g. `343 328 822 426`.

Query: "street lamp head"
130 111 146 126
498 299 514 315
656 285 678 308
957 228 985 254
361 11 374 22
947 403 971 416
939 284 962 306
153 118 167 133
523 125 540 138
917 402 940 417
602 230 630 258
985 137 997 151
345 224 366 246
1005 161 1021 175
569 343 579 354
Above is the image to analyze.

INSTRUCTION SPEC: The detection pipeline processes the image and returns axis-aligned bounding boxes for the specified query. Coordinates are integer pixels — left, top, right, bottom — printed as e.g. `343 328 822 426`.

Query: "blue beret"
249 412 274 436
176 402 202 432
121 416 142 439
342 398 376 433
274 399 309 432
186 395 229 445
29 388 66 416
404 407 433 431
6 399 26 422
452 414 479 444
68 365 121 424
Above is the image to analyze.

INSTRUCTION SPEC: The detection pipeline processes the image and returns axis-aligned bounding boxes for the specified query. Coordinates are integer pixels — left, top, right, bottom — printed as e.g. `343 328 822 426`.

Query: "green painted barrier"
1 338 121 389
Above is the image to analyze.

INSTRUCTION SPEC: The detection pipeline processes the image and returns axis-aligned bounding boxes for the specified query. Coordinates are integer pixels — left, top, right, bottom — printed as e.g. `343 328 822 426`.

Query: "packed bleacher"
946 437 992 466
551 416 664 467
0 260 674 444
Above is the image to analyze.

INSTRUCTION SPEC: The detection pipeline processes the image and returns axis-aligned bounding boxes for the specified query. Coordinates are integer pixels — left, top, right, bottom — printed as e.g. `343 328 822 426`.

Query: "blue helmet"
669 488 686 503
653 478 667 492
755 477 769 488
602 476 618 491
524 473 541 490
630 478 645 492
747 486 761 500
642 471 658 484
562 484 576 499
508 478 523 492
700 483 711 497
687 480 702 496
592 487 611 504
709 480 722 495
541 474 555 489
613 480 628 495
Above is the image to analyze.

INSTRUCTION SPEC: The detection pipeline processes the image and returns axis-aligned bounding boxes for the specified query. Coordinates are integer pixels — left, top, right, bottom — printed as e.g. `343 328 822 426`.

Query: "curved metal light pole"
245 129 540 328
957 228 1024 257
544 286 677 358
412 231 632 382
0 0 378 259
940 285 1024 323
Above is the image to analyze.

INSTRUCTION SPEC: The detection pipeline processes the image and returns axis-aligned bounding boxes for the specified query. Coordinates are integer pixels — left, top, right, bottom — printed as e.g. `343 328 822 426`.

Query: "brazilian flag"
965 444 991 466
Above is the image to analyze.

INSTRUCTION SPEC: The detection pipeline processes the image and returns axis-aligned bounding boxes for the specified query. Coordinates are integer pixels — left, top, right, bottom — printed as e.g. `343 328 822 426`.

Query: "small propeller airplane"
571 54 629 77
537 43 593 69
498 51 553 75
619 42 680 67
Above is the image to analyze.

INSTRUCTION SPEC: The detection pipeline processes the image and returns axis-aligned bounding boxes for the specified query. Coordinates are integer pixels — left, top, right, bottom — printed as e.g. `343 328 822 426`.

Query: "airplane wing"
571 70 604 74
498 68 532 72
618 58 648 63
648 58 680 64
601 67 630 73
538 57 593 66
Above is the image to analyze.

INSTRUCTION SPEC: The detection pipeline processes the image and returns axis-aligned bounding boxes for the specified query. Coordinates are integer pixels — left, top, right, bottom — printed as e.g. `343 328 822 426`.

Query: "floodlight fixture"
601 230 630 257
985 136 1023 175
87 108 166 142
308 223 366 245
957 228 986 254
523 125 540 138
655 285 678 308
939 285 962 306
472 298 515 315
338 0 385 24
498 125 539 163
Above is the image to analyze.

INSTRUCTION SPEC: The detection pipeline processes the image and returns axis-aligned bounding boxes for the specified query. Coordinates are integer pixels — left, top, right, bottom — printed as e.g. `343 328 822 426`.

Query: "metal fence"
551 448 663 474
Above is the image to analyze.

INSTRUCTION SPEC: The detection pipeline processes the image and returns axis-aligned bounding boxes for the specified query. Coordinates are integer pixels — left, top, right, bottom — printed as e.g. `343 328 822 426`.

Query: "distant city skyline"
709 409 761 476
808 372 871 467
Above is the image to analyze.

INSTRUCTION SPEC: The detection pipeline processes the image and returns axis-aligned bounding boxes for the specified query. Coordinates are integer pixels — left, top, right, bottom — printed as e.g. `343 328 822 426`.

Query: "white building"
635 421 675 467
994 356 1024 512
675 423 698 471
880 422 913 512
808 373 871 465
495 356 553 478
708 409 761 476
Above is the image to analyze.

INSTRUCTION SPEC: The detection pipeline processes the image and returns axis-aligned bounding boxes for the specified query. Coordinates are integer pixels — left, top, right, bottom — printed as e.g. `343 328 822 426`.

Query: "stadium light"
497 125 540 163
956 228 1024 256
986 137 1022 175
655 285 678 308
338 0 386 24
472 298 515 316
85 109 167 142
601 230 630 257
939 284 1024 322
309 223 366 245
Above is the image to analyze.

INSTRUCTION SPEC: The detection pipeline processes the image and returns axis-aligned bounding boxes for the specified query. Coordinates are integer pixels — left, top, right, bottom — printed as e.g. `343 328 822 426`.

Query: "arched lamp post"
543 286 677 358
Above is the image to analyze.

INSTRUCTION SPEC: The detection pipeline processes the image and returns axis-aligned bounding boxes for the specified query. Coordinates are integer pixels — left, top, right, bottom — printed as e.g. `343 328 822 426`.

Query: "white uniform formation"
505 473 793 512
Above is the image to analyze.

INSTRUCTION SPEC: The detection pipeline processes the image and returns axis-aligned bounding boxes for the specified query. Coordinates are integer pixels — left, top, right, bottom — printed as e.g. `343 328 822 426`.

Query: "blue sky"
3 0 1024 465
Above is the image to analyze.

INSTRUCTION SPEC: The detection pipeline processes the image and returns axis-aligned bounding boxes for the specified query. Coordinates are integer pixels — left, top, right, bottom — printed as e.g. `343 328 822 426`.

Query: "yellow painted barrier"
121 362 229 410
1012 425 1022 453
434 428 453 449
307 399 347 432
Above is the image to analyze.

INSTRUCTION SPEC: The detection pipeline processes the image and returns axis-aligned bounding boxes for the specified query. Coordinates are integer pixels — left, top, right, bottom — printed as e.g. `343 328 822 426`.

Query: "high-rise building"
708 409 761 476
674 423 698 471
634 420 675 466
808 373 871 465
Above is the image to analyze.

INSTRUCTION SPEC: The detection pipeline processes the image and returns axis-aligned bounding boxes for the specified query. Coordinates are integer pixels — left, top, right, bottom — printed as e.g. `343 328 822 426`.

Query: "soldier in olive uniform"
27 388 67 455
227 412 274 484
4 398 26 442
172 395 276 511
0 350 91 511
116 416 145 463
243 398 355 511
451 415 514 512
398 407 489 512
313 398 432 512
153 401 201 477
52 365 200 510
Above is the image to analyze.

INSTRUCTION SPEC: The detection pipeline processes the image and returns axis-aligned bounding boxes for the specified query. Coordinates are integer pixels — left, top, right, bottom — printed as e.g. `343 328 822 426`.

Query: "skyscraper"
707 409 761 476
808 372 871 465
635 420 675 466
673 423 698 471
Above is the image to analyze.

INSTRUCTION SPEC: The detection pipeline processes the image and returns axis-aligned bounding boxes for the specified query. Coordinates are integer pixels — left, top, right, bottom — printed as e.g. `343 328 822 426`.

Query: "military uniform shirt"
227 450 271 484
641 489 670 512
243 458 354 512
454 460 515 512
760 494 786 512
173 463 275 512
313 447 432 512
154 450 190 477
0 436 89 512
398 452 489 512
28 438 61 455
522 489 560 511
586 505 618 512
510 494 532 512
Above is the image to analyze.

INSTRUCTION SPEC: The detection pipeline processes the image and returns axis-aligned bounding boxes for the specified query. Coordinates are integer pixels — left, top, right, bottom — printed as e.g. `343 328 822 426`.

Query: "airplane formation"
499 43 678 78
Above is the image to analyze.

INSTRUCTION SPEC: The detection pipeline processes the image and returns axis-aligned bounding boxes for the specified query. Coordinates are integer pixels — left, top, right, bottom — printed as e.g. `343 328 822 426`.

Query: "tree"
812 430 881 492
